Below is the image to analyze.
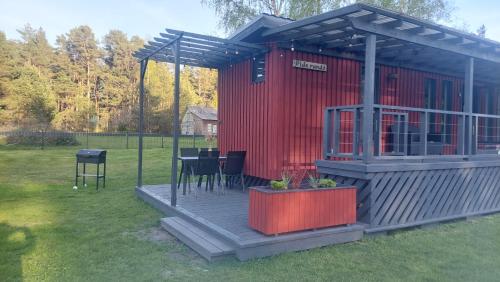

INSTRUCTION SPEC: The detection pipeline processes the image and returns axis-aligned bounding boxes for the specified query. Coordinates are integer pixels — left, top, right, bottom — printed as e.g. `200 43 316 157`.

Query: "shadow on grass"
0 222 36 280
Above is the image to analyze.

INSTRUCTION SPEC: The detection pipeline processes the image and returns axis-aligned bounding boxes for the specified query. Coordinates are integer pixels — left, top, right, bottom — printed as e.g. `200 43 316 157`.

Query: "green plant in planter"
308 173 320 188
270 171 291 190
318 178 336 188
270 180 287 190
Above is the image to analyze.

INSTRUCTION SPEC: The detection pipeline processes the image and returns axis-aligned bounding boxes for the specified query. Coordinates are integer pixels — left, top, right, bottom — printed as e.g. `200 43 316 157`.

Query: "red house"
218 10 500 181
134 4 500 260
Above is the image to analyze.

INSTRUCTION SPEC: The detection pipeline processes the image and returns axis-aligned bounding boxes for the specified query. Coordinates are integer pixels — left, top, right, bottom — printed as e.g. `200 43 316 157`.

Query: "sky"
0 0 221 44
0 0 499 45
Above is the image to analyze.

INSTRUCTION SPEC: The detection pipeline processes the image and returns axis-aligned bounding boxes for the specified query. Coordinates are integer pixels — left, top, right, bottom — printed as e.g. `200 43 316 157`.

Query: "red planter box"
248 186 357 235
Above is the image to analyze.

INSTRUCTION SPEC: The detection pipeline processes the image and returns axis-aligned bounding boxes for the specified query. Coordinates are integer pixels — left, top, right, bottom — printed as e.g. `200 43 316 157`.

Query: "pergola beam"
166 28 268 52
133 52 220 68
160 33 258 55
351 18 500 64
170 39 181 206
154 37 244 57
300 29 355 45
277 19 351 41
137 59 148 188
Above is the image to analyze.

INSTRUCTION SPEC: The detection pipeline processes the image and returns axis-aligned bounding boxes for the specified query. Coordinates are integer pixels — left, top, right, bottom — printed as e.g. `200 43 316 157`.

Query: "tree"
191 68 218 108
202 0 454 33
56 26 102 130
0 25 219 133
477 24 486 38
3 66 56 129
358 0 453 22
101 30 142 131
57 26 101 101
17 25 54 74
0 31 20 127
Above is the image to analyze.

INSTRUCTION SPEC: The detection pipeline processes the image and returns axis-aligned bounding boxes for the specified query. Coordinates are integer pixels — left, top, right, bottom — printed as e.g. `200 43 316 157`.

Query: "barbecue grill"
74 149 106 190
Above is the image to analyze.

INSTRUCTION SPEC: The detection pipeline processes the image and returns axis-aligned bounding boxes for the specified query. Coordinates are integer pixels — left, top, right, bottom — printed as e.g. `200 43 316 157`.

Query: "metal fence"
0 131 215 150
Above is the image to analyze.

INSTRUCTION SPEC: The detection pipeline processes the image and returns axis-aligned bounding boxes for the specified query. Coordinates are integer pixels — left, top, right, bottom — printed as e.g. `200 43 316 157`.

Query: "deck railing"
324 104 500 160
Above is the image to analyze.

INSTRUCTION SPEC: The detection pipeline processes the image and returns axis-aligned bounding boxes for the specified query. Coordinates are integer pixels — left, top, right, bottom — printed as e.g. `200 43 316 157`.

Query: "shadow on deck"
136 184 364 261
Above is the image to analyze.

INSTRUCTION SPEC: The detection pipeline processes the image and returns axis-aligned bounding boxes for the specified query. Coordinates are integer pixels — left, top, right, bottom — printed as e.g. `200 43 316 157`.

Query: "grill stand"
75 149 107 190
75 161 106 190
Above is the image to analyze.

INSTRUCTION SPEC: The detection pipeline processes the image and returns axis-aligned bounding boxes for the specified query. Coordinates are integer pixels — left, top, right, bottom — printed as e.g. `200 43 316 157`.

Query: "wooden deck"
136 184 365 261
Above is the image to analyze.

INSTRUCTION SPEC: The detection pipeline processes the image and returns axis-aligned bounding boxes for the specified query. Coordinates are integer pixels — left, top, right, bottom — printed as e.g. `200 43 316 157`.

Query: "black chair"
191 150 220 194
388 124 444 156
200 147 218 152
178 148 199 190
220 151 246 192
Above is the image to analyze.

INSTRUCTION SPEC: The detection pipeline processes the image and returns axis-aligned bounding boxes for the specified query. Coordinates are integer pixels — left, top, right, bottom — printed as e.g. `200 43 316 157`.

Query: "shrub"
5 131 80 146
318 179 336 188
270 180 287 190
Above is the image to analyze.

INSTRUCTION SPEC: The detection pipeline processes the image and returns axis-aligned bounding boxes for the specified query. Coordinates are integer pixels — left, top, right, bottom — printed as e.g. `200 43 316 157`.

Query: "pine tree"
0 26 219 133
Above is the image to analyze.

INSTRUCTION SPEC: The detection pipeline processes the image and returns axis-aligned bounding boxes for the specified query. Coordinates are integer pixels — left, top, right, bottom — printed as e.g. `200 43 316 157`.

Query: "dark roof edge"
228 13 293 41
262 3 500 48
357 3 500 47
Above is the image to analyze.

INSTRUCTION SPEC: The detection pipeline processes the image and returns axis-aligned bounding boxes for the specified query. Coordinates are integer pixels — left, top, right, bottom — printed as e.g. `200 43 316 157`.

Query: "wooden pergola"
133 29 267 206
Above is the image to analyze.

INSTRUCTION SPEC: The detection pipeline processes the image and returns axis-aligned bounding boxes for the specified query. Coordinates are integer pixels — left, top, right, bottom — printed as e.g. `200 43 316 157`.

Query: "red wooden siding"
218 47 284 180
218 46 498 180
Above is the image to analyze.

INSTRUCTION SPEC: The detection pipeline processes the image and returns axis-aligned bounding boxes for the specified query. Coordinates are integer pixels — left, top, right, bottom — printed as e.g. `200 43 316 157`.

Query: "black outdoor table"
178 156 226 195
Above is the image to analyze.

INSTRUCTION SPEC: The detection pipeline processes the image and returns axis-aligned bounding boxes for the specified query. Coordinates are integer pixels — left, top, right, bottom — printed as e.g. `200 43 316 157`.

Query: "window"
252 54 265 83
207 124 217 135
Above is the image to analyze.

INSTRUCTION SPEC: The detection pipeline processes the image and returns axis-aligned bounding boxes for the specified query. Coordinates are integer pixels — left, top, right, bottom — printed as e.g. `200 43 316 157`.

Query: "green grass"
1 143 500 281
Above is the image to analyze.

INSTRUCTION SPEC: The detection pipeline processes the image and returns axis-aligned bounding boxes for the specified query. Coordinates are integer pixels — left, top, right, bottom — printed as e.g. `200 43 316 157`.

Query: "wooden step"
161 217 235 261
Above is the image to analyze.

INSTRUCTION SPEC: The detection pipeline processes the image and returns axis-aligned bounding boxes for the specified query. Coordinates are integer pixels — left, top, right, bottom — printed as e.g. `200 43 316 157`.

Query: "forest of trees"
0 25 218 133
0 0 485 134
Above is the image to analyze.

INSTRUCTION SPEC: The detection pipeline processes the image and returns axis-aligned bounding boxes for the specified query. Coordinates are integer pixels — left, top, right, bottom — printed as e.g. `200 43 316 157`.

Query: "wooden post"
137 59 148 188
457 114 465 155
464 57 474 155
373 108 382 157
323 108 331 159
362 35 377 162
333 109 340 156
171 37 182 207
420 112 428 156
353 109 360 157
126 131 129 149
41 130 45 150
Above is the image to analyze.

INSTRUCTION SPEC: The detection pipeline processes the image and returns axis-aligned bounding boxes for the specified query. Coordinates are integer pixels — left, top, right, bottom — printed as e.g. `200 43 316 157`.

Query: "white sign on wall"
292 59 327 72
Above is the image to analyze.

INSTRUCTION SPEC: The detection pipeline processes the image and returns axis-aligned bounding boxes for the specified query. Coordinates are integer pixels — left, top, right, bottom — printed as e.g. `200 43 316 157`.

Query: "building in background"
181 106 218 136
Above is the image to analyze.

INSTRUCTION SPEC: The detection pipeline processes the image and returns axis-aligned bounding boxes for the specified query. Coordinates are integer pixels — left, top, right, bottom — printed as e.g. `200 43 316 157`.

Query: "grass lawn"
1 144 500 281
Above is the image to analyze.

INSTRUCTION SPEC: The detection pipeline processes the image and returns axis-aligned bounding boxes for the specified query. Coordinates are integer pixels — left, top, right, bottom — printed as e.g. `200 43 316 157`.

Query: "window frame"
251 54 266 83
